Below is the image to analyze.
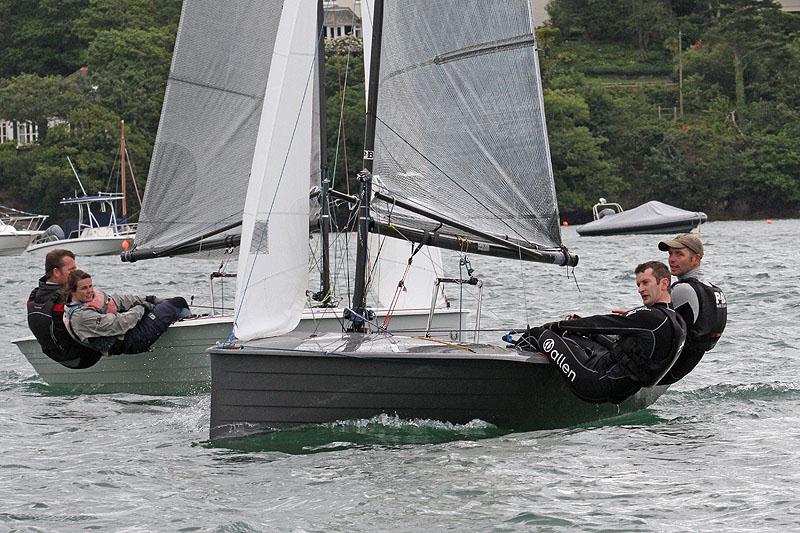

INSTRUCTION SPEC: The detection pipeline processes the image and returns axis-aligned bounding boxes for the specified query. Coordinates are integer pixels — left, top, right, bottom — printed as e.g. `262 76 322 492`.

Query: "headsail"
129 1 283 260
367 1 566 257
233 1 316 341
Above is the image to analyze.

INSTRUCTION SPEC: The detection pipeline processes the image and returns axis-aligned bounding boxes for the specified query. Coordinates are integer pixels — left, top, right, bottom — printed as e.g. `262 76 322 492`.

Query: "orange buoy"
121 239 130 251
767 219 773 224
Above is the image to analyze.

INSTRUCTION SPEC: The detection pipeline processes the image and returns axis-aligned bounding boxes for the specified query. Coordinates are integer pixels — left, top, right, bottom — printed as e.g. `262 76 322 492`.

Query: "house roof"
324 5 360 26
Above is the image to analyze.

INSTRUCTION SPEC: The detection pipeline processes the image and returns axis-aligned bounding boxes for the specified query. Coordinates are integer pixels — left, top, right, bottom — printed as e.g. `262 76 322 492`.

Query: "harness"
647 305 686 387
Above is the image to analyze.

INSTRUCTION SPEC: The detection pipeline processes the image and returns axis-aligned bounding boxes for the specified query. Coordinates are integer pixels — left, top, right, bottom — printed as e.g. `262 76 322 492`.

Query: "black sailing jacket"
552 302 686 387
27 276 103 369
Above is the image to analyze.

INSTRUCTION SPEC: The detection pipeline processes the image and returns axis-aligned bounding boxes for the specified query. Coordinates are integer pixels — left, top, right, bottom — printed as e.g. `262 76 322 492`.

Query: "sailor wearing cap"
657 234 727 384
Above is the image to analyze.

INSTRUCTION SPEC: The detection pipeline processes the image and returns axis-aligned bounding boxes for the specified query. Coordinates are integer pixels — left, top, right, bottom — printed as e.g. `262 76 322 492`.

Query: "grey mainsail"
370 0 564 254
130 0 285 259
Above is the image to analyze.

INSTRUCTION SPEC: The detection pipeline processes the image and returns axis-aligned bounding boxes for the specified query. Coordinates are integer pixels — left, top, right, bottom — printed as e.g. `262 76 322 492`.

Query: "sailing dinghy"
209 0 668 439
13 0 461 394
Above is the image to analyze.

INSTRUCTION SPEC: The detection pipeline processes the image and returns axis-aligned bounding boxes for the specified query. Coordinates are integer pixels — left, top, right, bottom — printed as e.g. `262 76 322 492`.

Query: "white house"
324 2 361 39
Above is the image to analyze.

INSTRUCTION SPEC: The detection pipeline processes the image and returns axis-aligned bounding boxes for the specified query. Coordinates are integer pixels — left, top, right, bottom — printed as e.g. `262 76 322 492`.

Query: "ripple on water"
1 221 800 531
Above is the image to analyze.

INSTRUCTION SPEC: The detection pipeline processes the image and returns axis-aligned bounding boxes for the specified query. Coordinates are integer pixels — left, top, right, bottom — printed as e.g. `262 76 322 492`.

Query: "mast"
350 0 383 330
317 0 332 306
120 119 127 222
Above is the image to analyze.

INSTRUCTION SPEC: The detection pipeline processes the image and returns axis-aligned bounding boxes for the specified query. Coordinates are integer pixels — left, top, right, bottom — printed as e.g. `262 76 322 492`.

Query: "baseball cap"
658 233 703 256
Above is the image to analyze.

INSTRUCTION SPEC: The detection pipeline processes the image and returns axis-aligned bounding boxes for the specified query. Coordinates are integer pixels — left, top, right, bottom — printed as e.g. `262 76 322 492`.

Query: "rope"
409 335 475 352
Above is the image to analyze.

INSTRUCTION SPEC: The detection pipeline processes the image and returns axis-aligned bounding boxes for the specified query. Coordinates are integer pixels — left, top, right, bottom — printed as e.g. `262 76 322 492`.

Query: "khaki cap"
658 233 703 256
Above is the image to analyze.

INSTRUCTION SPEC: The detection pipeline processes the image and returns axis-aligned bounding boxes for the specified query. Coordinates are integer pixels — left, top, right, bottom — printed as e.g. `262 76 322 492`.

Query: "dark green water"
2 220 798 531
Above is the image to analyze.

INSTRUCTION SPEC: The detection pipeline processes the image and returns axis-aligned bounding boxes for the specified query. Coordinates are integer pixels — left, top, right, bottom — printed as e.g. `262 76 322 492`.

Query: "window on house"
17 122 38 145
0 121 11 144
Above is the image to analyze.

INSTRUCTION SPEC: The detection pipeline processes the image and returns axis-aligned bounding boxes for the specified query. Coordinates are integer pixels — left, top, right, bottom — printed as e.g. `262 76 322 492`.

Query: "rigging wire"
334 47 352 193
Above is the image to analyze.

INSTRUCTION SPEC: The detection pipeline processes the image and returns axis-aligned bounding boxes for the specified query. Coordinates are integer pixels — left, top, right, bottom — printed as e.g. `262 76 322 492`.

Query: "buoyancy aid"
674 278 727 352
26 277 103 369
657 278 726 385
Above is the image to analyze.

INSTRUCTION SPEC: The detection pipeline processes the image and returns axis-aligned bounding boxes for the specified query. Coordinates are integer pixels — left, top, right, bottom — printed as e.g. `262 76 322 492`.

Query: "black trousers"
118 300 184 354
538 330 641 404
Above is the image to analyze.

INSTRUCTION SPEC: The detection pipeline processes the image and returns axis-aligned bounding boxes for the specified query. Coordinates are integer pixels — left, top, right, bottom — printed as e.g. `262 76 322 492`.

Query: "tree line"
1 0 798 225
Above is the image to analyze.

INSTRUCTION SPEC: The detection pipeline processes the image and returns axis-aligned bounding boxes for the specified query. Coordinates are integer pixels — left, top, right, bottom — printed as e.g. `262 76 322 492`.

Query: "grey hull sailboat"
208 0 667 439
13 0 460 395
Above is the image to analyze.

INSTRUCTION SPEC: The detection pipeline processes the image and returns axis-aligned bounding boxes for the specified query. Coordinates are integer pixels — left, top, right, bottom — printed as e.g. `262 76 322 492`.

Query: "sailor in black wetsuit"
26 249 103 369
657 234 727 385
532 261 686 403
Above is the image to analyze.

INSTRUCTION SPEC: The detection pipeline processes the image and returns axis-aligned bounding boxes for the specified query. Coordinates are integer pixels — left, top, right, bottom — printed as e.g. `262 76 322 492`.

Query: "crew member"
657 233 727 384
62 270 191 355
26 249 102 369
530 261 686 403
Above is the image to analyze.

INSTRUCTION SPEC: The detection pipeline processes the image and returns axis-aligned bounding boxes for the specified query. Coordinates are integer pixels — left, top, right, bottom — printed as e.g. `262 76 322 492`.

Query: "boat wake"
205 414 510 454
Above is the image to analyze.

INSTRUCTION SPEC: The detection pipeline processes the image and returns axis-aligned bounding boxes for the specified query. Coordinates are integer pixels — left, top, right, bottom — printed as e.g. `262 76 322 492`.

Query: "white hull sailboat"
13 307 464 395
14 0 462 395
208 0 668 440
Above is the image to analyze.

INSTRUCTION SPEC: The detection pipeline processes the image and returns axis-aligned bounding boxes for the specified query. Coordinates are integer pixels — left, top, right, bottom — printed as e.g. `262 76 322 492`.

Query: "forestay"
233 1 316 341
133 0 283 257
369 0 564 252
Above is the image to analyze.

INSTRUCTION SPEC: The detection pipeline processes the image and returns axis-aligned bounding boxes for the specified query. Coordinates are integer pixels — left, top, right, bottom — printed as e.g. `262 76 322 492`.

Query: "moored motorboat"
24 194 136 256
0 205 48 256
577 199 707 236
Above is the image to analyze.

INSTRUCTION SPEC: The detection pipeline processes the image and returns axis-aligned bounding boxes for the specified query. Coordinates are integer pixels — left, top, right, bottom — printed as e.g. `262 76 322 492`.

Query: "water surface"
2 220 798 531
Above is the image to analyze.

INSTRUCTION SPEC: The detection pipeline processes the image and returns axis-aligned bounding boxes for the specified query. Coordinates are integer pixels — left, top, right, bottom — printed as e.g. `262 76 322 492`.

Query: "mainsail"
129 0 284 259
233 1 316 341
367 1 566 257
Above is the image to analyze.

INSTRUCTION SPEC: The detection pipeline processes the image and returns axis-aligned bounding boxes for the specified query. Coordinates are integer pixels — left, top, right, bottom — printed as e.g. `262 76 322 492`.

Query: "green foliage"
324 45 366 195
72 0 182 44
538 0 800 218
1 0 799 222
0 0 88 77
85 27 176 135
0 74 87 142
544 88 623 213
0 1 177 220
550 41 672 77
